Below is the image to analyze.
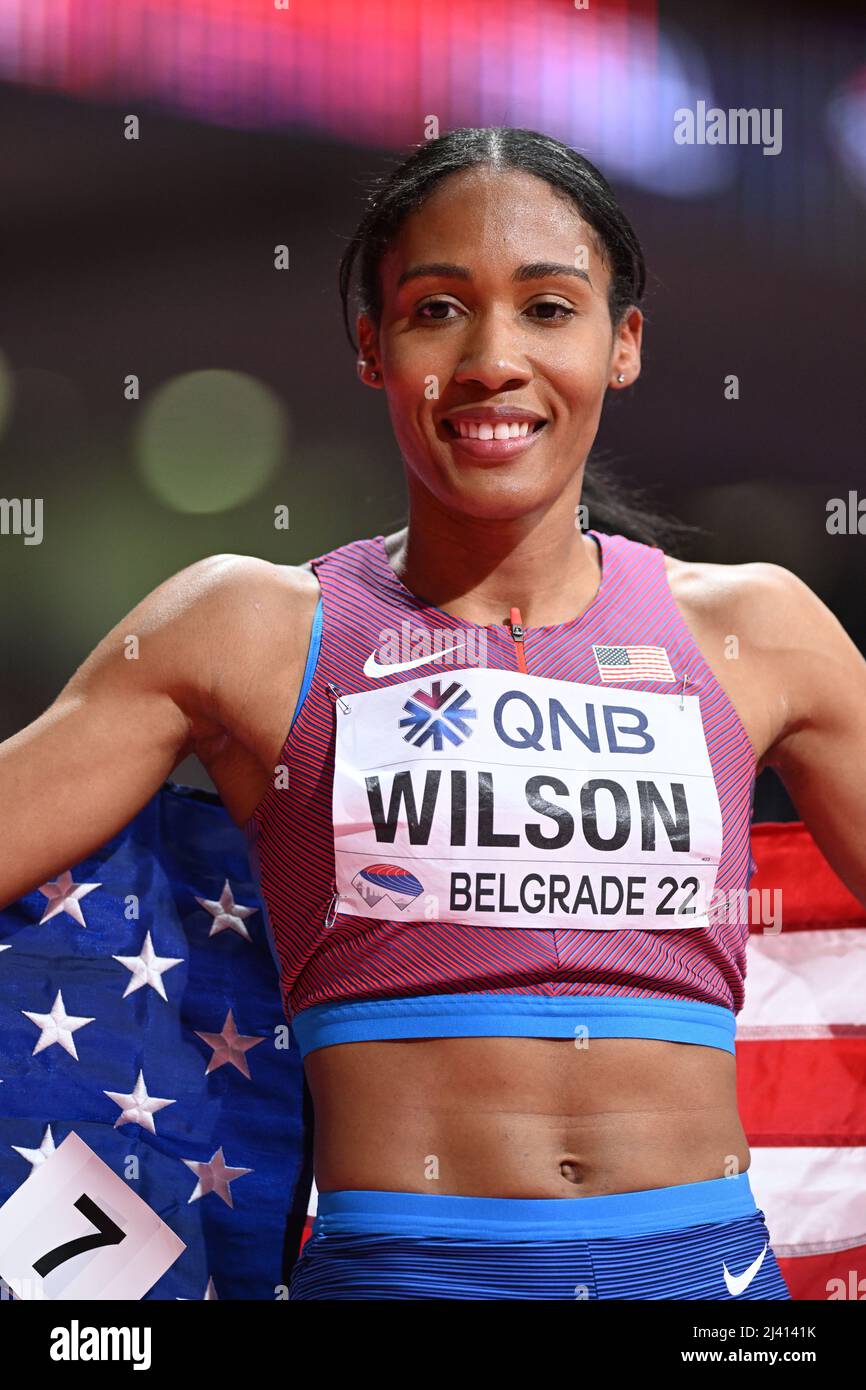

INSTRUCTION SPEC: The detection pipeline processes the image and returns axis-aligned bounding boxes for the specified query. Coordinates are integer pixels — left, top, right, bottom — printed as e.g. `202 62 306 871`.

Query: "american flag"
0 780 310 1301
3 783 863 1301
593 643 676 682
735 821 866 1300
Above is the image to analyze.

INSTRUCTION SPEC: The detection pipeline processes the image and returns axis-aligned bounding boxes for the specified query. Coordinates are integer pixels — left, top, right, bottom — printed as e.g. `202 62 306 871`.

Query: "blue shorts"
289 1172 791 1300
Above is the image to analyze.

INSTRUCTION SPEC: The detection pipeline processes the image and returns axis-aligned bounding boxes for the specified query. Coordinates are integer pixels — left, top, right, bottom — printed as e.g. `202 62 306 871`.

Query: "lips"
440 417 549 464
435 404 550 463
442 404 547 427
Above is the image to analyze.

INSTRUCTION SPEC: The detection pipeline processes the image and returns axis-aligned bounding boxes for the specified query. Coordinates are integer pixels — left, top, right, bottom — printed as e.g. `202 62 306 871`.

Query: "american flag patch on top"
592 644 676 683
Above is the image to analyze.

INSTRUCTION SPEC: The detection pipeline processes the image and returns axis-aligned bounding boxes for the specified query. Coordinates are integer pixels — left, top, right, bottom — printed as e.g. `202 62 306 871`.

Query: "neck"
384 490 602 629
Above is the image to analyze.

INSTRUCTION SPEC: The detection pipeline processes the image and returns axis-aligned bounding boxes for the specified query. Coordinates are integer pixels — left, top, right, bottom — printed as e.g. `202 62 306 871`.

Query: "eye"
527 300 575 321
416 298 461 321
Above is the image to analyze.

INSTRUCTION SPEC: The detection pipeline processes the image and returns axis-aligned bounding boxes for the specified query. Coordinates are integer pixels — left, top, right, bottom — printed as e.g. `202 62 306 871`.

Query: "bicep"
760 566 866 907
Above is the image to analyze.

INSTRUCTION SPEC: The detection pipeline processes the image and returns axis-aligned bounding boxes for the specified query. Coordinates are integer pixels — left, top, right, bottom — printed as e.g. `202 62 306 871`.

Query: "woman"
2 128 865 1301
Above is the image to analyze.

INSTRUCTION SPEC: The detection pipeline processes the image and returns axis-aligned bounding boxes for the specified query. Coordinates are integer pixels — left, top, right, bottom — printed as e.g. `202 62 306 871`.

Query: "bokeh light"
132 369 288 514
826 70 866 202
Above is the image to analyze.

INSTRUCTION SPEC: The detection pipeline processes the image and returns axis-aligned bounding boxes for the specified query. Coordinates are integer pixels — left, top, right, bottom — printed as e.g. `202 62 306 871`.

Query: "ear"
608 306 643 389
356 312 383 388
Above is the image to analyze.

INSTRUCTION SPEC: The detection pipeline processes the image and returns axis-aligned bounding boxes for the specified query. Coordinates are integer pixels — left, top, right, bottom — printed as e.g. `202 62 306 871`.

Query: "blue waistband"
313 1171 757 1240
290 991 736 1059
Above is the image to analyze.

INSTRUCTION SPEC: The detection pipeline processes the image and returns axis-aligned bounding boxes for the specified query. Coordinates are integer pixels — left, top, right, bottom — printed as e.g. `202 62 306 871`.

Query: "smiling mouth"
443 419 548 439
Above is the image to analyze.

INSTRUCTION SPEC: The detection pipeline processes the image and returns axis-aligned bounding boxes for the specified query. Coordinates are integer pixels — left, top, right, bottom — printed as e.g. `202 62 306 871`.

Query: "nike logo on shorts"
363 645 465 678
723 1242 767 1296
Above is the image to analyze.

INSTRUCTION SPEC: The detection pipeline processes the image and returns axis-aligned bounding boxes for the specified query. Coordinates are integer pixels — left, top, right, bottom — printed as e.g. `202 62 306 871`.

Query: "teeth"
452 420 536 439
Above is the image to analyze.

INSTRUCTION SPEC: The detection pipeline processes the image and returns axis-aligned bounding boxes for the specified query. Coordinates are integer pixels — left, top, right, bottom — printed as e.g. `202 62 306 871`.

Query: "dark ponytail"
339 126 703 556
579 455 703 552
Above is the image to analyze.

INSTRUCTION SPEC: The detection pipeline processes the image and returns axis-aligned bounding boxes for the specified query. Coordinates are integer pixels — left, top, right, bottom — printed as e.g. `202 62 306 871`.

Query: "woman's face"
358 164 642 523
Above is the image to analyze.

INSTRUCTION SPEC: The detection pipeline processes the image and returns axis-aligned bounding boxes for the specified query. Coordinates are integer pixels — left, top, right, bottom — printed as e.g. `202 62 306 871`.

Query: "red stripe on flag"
750 822 866 931
738 1038 866 1145
778 1244 866 1302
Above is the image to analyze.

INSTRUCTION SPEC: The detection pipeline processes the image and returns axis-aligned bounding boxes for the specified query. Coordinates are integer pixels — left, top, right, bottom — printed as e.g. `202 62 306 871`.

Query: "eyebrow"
395 261 592 289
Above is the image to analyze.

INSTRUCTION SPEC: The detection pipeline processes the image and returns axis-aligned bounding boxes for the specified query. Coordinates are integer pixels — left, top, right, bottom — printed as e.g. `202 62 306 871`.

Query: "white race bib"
332 667 723 930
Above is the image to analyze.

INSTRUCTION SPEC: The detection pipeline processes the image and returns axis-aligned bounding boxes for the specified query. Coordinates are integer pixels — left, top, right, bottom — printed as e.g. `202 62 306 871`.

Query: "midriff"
304 1034 749 1198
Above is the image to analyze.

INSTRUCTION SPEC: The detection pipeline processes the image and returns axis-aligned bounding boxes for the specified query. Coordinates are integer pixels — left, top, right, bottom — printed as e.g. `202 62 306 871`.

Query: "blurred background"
0 0 863 817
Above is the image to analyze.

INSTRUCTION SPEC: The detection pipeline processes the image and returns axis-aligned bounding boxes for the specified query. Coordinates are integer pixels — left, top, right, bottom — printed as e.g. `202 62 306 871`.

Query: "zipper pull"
508 606 528 675
325 681 351 714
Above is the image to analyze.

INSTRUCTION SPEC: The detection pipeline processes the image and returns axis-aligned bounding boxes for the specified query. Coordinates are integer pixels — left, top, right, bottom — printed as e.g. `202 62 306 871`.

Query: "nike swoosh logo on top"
723 1242 767 1296
363 645 465 678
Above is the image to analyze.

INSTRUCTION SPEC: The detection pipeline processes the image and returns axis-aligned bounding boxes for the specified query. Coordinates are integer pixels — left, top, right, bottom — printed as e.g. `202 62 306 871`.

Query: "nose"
452 314 532 391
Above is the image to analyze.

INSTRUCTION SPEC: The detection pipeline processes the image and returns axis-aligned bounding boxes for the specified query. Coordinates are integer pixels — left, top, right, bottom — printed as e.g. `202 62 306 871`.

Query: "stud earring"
616 373 625 383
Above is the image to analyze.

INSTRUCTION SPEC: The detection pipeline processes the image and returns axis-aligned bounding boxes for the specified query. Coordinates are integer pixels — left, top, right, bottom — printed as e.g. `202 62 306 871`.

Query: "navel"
559 1159 584 1185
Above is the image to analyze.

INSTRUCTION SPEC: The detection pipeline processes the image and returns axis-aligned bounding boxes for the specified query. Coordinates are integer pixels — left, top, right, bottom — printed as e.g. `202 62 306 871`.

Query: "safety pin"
678 672 690 710
325 681 352 714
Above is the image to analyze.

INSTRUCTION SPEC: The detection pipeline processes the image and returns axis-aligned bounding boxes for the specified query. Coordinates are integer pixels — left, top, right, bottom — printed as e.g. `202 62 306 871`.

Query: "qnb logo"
50 1321 151 1370
399 679 477 750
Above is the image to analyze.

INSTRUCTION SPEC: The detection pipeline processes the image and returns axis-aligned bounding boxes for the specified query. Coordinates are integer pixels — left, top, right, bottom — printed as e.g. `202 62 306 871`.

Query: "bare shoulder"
136 552 318 762
63 551 313 704
663 552 814 627
188 549 320 699
190 552 320 627
150 550 319 668
130 550 319 620
663 552 855 768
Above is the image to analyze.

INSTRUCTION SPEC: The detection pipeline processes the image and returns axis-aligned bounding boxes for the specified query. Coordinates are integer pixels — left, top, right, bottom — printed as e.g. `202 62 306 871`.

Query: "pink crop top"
243 530 758 1058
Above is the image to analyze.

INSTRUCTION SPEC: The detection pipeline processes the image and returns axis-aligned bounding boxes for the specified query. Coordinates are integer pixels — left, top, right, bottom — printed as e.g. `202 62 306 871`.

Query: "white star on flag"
182 1147 253 1208
103 1069 177 1132
37 870 102 926
194 1008 265 1078
113 930 184 1000
195 880 259 940
22 989 95 1059
177 1277 219 1300
11 1122 57 1176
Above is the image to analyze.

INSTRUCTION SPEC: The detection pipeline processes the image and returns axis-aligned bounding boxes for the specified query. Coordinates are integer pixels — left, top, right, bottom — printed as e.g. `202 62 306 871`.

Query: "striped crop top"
243 529 758 1059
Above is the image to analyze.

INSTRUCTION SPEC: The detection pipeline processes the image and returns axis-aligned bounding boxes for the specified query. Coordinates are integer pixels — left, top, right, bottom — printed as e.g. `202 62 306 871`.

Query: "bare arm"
0 554 260 910
753 563 866 908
